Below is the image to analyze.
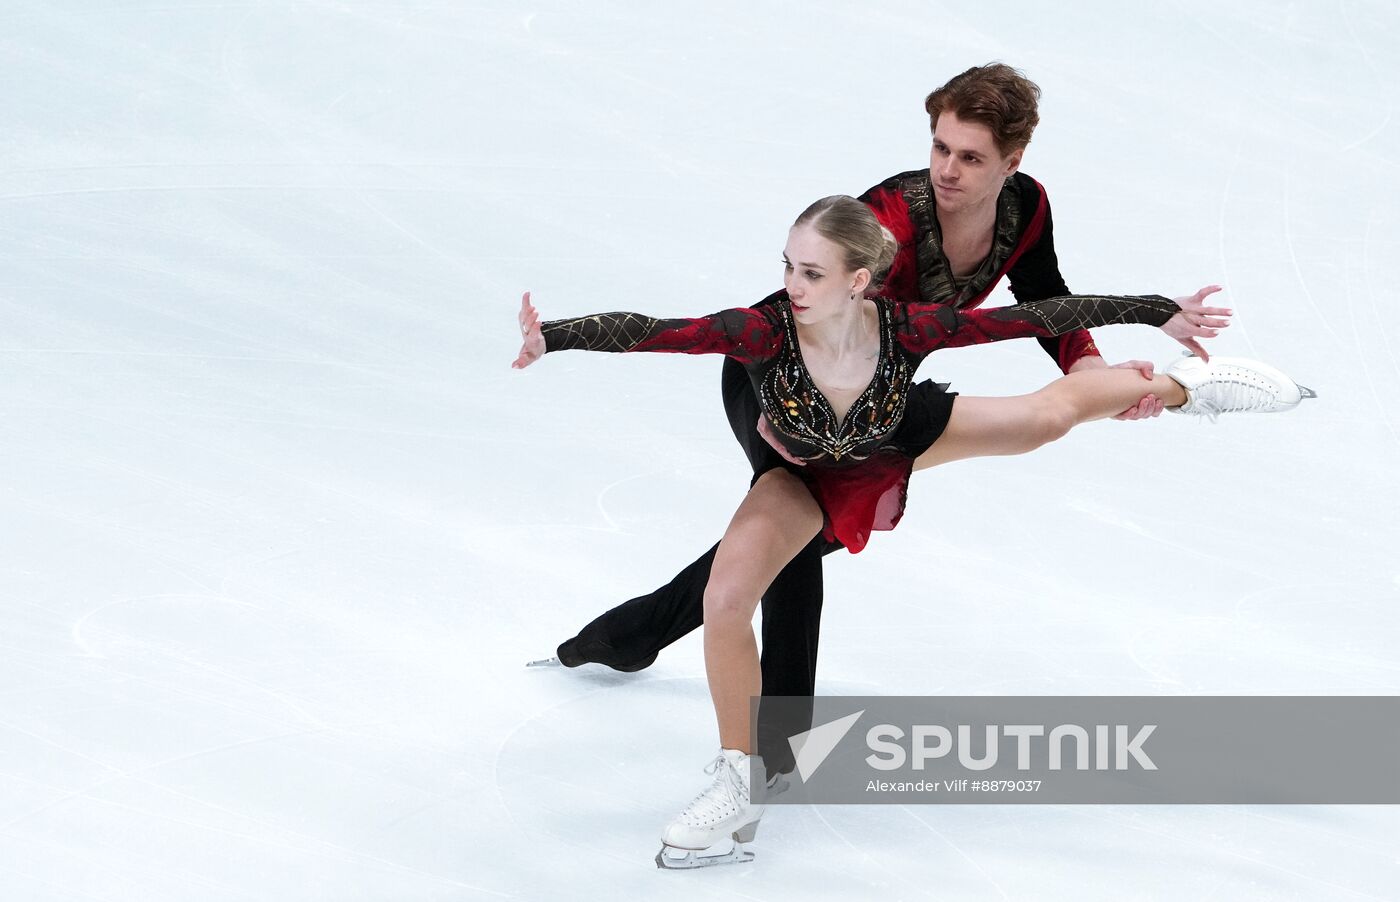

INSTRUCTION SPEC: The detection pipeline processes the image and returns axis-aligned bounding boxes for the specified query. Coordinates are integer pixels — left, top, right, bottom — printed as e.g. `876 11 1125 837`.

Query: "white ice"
2 2 1398 900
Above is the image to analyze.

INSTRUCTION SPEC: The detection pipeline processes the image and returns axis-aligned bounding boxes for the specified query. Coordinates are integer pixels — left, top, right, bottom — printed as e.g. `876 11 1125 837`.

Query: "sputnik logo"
788 710 864 781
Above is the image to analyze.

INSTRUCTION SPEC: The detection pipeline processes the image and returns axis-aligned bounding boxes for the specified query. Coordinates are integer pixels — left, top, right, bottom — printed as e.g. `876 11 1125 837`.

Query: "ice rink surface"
2 1 1399 899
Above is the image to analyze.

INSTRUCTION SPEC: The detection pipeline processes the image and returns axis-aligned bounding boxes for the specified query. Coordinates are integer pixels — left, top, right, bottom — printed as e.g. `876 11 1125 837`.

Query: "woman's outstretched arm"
899 285 1231 360
512 291 779 369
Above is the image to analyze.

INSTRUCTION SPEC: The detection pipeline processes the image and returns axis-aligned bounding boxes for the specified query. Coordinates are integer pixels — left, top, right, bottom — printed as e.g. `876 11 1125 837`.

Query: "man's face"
928 111 1023 216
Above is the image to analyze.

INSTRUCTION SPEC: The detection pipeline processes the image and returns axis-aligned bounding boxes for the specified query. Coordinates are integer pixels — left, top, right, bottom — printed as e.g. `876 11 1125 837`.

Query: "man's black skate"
556 635 657 672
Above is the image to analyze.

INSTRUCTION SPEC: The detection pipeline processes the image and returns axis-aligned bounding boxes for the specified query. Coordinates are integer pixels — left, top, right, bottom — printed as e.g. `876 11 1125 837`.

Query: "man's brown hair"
924 63 1041 155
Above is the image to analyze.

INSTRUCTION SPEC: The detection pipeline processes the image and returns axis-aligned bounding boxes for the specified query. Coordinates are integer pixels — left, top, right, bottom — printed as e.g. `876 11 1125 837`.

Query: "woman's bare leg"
915 369 1187 470
704 469 824 753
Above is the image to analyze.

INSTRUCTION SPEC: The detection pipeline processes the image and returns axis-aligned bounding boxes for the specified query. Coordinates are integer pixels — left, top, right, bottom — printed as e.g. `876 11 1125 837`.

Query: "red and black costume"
543 291 1176 552
552 170 1165 772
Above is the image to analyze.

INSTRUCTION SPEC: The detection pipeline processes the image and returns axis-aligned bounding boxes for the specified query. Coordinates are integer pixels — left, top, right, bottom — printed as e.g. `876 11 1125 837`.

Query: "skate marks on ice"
3 593 510 898
1124 578 1400 692
800 803 1398 900
492 677 715 871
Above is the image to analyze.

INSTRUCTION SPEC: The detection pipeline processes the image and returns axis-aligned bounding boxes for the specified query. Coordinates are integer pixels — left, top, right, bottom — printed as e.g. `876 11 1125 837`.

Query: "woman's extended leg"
915 369 1187 470
704 468 825 753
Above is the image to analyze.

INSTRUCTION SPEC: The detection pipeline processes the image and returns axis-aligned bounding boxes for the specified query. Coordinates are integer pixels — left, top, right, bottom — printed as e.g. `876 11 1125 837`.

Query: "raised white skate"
1165 356 1315 420
655 749 765 869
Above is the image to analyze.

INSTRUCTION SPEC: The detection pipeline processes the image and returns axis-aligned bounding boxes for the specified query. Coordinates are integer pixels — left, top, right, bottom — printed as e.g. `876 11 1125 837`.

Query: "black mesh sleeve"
981 294 1180 335
542 312 682 353
541 308 779 363
900 294 1180 353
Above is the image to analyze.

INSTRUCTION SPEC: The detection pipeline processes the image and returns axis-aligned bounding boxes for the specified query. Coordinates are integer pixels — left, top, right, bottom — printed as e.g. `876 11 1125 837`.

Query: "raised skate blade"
1299 385 1317 399
655 839 755 869
524 656 561 668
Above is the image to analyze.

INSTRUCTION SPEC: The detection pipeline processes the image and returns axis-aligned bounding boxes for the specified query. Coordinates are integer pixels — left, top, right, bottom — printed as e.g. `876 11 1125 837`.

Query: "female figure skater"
552 65 1175 720
511 196 1306 867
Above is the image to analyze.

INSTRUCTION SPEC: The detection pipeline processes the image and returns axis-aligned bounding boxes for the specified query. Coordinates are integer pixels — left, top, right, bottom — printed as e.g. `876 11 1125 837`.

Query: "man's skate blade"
524 656 561 668
655 841 754 870
762 772 791 801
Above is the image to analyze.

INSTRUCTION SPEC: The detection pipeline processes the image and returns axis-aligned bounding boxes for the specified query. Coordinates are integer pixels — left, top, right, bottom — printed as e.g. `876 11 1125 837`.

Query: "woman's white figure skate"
656 749 765 869
1165 356 1316 420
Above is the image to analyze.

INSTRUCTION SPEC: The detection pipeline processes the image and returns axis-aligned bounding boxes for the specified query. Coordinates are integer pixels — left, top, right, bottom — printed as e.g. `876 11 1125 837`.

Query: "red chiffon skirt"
800 449 914 554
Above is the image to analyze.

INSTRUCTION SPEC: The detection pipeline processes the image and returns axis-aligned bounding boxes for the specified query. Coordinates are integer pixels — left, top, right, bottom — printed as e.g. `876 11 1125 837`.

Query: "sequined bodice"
758 299 912 465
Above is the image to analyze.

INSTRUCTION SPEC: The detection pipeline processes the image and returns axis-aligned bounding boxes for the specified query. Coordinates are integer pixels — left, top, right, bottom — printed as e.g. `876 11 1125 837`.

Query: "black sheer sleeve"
541 308 780 364
897 294 1179 354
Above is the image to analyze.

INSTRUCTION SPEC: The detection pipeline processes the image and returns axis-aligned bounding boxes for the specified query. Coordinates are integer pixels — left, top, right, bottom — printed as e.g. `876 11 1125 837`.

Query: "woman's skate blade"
655 835 756 869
